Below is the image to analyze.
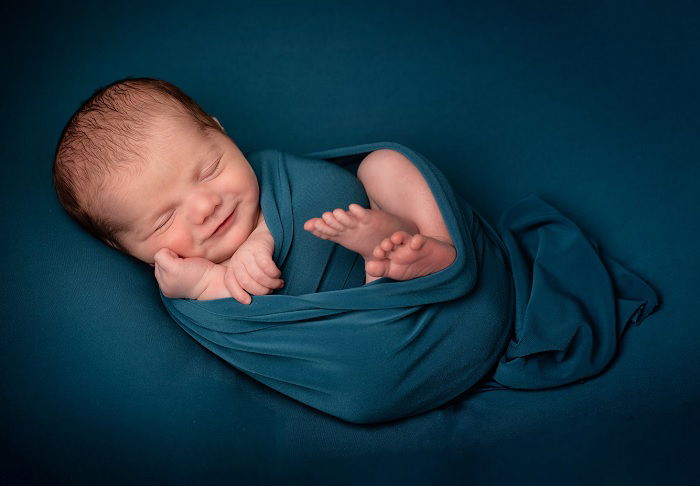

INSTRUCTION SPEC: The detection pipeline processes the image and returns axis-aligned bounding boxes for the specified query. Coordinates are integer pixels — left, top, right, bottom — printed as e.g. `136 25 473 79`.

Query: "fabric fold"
160 141 660 423
485 193 660 389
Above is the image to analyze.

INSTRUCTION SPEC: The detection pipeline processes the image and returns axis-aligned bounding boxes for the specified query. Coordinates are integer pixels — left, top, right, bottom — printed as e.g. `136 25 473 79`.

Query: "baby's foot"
303 204 418 259
364 231 456 281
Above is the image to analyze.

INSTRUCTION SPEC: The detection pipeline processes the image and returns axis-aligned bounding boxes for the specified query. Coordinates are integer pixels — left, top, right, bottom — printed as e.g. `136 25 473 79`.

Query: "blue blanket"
160 142 659 424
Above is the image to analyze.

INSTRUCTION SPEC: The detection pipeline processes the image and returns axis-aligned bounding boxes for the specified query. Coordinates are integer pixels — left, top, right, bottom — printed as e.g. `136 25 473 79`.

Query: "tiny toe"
322 211 344 231
410 234 426 250
373 246 387 259
314 219 337 236
365 259 387 277
348 203 368 218
380 238 394 251
391 231 408 245
333 208 355 227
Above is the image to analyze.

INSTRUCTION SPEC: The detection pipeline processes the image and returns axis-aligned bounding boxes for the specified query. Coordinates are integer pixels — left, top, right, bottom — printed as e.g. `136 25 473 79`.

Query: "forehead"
146 114 208 150
103 117 219 235
133 116 223 180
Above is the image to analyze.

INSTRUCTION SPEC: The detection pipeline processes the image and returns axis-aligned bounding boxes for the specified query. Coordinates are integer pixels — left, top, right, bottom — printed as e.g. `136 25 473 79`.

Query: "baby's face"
106 116 260 265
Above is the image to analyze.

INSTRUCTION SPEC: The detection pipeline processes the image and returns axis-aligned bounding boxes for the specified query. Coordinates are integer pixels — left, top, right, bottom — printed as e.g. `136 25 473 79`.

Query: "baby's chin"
205 246 236 265
209 255 233 265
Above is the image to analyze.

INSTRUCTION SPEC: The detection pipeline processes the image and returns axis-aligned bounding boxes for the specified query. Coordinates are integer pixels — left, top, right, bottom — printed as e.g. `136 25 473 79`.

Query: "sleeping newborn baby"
53 77 456 304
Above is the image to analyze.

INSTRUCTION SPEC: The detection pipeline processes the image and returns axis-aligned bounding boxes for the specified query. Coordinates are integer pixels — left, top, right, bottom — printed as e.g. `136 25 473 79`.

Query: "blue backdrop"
2 1 698 484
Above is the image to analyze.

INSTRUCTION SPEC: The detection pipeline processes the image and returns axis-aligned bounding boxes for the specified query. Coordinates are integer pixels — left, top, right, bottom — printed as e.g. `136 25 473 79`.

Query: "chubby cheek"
158 227 201 258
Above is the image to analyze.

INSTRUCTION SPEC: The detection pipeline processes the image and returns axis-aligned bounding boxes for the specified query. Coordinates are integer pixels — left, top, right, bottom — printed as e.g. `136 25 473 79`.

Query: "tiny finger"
251 257 284 290
239 259 275 296
258 255 282 279
224 268 252 304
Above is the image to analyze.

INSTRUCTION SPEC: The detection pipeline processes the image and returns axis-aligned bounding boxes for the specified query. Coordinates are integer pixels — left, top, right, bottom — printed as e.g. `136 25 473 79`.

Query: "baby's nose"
187 193 222 224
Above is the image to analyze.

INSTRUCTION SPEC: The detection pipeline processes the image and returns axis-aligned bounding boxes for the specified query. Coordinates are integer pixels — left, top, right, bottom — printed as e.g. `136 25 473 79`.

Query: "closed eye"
201 157 222 180
155 211 174 232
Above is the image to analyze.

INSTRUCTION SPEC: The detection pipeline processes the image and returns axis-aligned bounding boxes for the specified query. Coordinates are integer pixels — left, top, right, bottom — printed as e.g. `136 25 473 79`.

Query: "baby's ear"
213 116 225 132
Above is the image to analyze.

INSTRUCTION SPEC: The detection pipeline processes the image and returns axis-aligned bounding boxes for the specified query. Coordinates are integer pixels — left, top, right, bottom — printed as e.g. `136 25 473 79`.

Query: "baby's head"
53 77 261 265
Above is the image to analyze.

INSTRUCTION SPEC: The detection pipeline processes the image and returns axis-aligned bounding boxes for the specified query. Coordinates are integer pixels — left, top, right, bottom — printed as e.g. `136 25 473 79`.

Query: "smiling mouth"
211 207 235 238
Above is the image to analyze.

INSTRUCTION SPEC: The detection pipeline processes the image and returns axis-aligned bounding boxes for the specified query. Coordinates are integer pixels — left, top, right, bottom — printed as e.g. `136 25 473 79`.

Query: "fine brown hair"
52 77 224 253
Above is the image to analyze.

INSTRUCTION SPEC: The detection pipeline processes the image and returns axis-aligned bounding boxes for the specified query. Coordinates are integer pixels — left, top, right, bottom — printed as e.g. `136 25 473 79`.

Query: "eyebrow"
143 144 221 237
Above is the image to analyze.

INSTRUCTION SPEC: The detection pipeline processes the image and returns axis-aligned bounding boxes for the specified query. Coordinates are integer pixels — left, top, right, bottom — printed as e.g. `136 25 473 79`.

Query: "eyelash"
156 213 173 231
155 159 222 232
202 159 221 180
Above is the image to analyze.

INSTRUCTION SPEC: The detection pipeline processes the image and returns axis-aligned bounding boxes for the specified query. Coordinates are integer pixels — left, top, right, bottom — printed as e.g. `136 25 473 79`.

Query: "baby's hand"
153 248 215 299
224 233 284 304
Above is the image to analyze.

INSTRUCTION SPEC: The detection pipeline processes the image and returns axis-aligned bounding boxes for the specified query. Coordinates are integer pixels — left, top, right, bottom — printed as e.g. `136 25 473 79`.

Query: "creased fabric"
160 141 659 424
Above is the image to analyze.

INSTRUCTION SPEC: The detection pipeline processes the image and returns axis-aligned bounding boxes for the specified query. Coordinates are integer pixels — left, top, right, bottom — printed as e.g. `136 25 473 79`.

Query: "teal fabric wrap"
159 141 659 424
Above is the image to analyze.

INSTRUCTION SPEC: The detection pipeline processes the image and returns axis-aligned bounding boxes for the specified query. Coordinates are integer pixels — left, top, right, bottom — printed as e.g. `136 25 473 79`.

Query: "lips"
211 207 235 238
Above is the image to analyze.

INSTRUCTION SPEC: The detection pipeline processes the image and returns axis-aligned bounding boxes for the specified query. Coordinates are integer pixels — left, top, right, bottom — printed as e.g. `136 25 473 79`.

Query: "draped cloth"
160 141 659 424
